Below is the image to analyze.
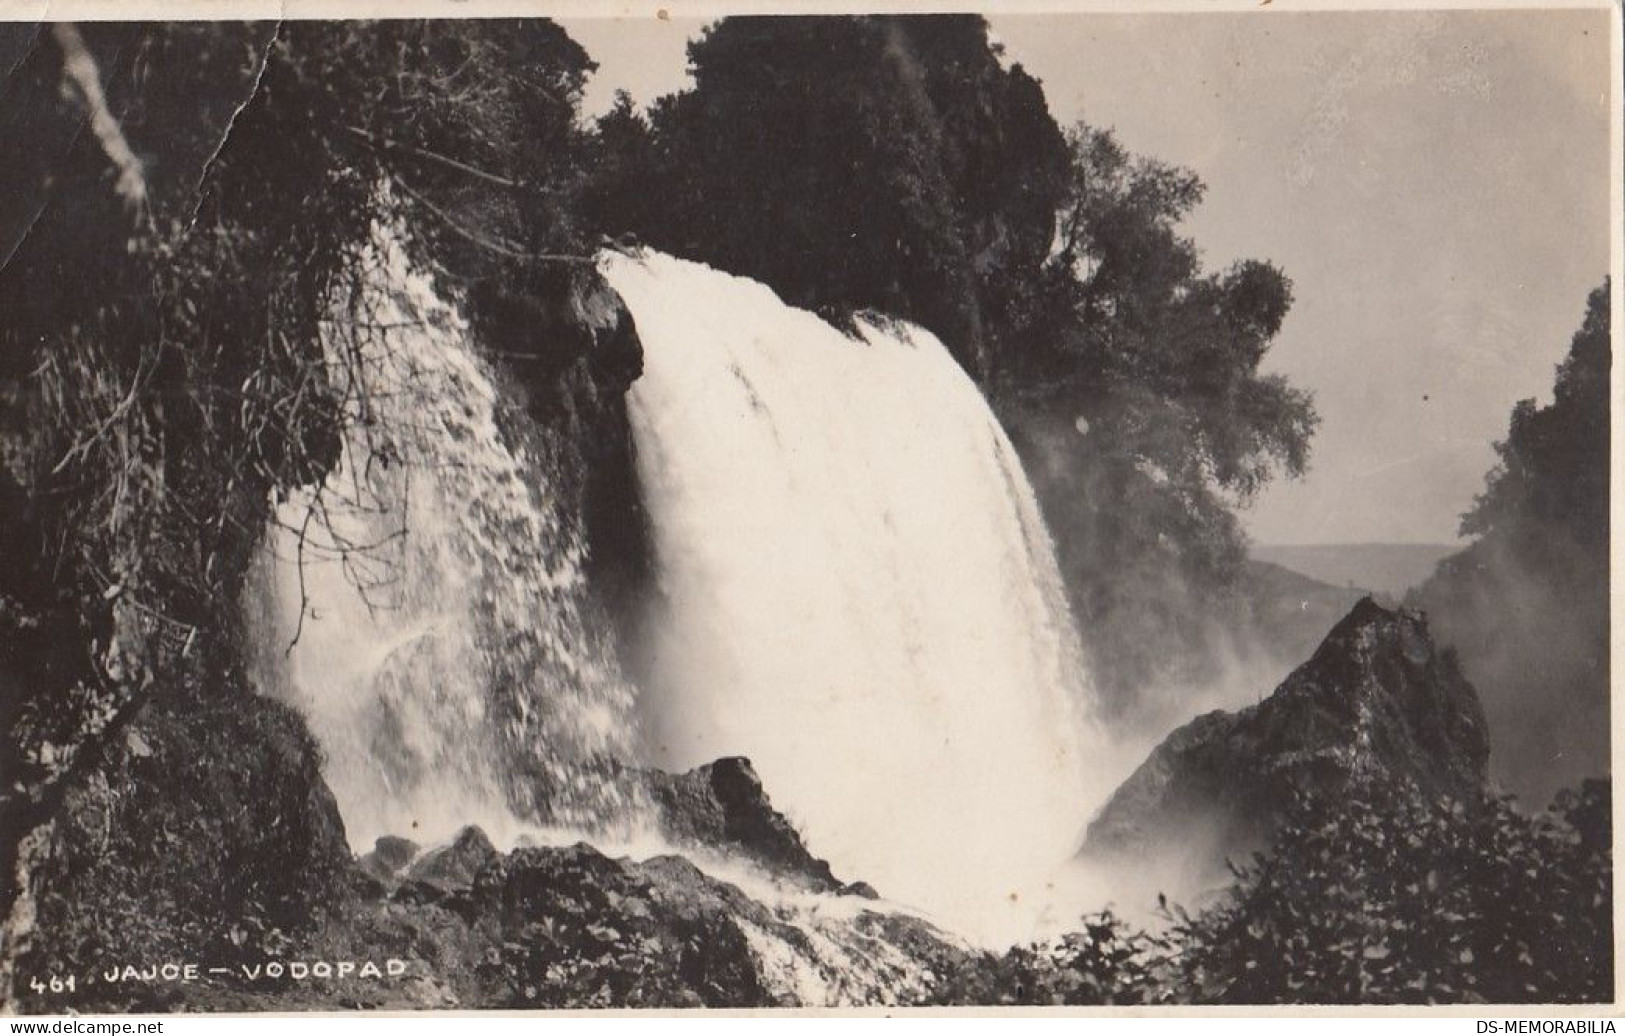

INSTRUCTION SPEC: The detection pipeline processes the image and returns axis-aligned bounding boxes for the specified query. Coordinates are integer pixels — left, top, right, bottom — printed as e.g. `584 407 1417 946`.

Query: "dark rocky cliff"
469 259 657 748
1080 598 1491 887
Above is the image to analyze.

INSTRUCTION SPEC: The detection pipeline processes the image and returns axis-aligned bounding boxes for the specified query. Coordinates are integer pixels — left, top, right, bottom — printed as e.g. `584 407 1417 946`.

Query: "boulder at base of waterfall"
360 835 420 884
387 826 500 907
13 668 358 1013
406 826 498 892
464 842 965 1008
645 756 843 893
1080 598 1491 890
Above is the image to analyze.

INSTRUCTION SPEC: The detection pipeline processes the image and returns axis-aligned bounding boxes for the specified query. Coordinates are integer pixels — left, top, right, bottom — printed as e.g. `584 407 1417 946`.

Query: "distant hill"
1251 542 1458 601
1238 559 1368 673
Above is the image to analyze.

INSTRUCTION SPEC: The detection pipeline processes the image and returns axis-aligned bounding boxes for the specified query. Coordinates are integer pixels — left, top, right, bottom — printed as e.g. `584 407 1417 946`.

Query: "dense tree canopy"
589 15 1069 379
1459 281 1609 551
1002 126 1317 713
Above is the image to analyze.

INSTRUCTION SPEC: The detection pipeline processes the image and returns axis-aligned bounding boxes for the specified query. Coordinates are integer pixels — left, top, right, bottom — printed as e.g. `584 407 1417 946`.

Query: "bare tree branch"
344 124 521 189
52 23 148 222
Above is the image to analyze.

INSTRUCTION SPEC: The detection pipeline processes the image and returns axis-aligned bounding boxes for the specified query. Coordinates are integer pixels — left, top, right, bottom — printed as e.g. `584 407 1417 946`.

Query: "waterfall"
602 250 1104 941
251 235 1107 947
250 227 641 852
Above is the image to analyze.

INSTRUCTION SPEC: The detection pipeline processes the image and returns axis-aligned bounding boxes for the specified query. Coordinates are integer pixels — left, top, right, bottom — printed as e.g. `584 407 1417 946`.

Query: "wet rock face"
407 826 498 893
1081 598 1491 883
470 261 643 403
467 259 654 691
646 757 843 893
357 826 501 908
360 836 420 884
19 743 973 1011
450 759 967 1007
471 844 774 1008
25 814 968 1011
464 843 965 1009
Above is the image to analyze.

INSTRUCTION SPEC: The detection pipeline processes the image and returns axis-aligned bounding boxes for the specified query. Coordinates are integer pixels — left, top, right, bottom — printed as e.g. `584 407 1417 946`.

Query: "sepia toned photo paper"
0 0 1619 1018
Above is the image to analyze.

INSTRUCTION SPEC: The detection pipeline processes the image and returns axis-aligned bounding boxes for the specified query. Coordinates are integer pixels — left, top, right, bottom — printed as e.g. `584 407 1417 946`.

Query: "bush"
934 779 1612 1005
1170 779 1611 1004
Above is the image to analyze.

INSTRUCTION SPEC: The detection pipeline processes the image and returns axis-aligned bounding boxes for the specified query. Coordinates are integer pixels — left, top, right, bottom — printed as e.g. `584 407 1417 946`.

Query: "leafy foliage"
1169 780 1612 1004
930 911 1166 1006
592 15 1068 378
1409 283 1610 803
1003 126 1317 715
932 780 1612 1006
1461 281 1609 549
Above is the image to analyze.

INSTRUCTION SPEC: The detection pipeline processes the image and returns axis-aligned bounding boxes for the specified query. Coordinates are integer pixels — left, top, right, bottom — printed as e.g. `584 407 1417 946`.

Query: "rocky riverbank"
16 597 1568 1012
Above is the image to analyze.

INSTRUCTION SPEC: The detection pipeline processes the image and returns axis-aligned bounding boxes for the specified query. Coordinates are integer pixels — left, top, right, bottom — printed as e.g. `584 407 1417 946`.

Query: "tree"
608 15 1068 378
1459 281 1609 552
1410 281 1610 802
582 90 661 244
1001 126 1317 717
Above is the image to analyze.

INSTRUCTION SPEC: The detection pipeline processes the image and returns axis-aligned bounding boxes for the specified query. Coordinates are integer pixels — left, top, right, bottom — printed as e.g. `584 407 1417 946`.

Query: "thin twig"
344 124 520 189
393 176 592 265
285 500 316 656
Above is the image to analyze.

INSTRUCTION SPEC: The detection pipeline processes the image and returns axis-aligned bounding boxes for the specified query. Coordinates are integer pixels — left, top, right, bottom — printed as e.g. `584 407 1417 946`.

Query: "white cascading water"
602 250 1105 943
250 226 642 852
252 232 1110 954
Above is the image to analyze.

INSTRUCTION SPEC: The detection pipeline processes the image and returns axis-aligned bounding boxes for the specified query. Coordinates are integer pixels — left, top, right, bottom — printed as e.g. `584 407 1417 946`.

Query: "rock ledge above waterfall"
469 259 643 399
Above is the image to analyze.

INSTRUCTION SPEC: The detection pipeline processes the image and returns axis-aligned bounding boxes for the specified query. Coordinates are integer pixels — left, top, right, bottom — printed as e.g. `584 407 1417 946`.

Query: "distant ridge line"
1250 542 1460 600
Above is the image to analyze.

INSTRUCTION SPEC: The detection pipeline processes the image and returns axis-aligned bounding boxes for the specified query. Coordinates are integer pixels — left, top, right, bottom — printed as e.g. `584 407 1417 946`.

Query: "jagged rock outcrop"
360 836 421 885
406 827 499 893
471 261 643 402
356 826 504 908
645 757 843 893
1080 598 1490 886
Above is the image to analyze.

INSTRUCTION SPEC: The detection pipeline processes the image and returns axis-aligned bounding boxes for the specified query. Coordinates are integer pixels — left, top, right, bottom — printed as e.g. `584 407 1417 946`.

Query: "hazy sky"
558 9 1613 546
